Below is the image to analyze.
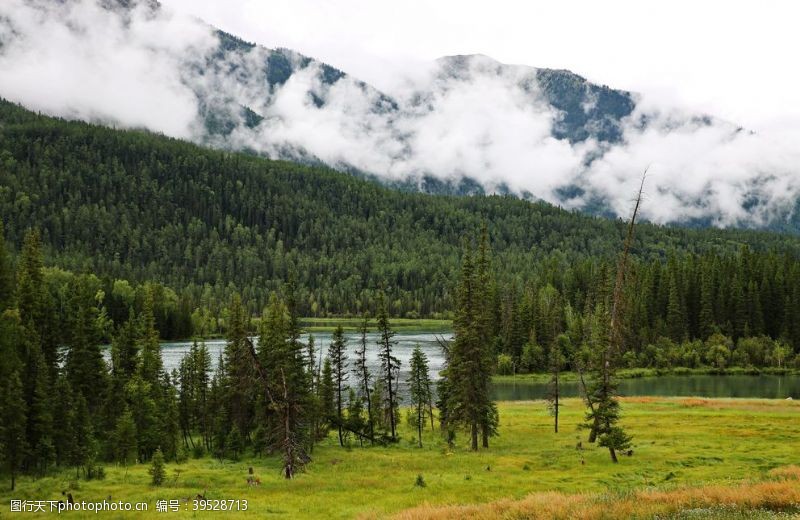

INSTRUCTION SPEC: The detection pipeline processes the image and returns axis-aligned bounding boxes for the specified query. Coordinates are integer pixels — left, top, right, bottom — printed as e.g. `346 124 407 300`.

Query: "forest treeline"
0 223 493 486
3 98 800 322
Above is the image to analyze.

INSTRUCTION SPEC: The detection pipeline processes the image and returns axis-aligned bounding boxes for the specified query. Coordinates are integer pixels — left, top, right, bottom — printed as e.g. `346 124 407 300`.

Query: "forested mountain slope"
1 98 800 319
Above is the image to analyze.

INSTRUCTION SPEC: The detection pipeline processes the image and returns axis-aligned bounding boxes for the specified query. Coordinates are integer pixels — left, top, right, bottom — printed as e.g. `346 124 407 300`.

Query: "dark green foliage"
225 425 243 461
319 357 335 433
376 293 400 441
0 219 13 311
353 315 375 443
149 448 165 486
113 408 138 466
329 325 349 446
407 345 433 447
1 370 27 490
5 99 800 326
446 232 497 450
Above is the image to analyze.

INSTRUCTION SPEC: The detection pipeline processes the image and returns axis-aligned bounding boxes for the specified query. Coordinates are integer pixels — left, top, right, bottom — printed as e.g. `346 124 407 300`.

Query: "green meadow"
3 397 800 519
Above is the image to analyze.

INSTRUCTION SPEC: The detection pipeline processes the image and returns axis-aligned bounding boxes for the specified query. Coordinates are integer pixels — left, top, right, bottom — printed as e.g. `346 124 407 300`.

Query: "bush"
192 444 206 459
520 342 544 372
149 448 166 486
176 446 189 464
415 474 426 487
85 464 105 480
496 354 514 376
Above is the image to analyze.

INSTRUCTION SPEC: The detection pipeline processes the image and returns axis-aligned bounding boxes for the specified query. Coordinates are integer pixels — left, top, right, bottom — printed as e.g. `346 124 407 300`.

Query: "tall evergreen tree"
546 334 569 433
113 407 138 466
224 294 255 440
0 219 14 311
1 370 27 490
407 345 433 448
447 234 498 451
328 325 349 446
375 292 400 441
353 315 374 443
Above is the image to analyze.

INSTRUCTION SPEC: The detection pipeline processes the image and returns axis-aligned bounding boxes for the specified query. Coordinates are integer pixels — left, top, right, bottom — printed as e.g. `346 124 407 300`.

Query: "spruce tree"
72 393 95 478
224 294 255 441
52 375 76 467
319 357 335 434
113 407 138 466
255 288 313 478
328 325 349 446
149 448 166 486
1 371 27 490
447 234 497 451
376 292 400 441
353 315 374 443
0 219 14 311
546 334 569 433
407 345 433 448
345 389 365 446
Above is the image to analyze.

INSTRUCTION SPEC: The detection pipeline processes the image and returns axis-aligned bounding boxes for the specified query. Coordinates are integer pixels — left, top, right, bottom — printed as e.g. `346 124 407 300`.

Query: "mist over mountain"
1 0 799 232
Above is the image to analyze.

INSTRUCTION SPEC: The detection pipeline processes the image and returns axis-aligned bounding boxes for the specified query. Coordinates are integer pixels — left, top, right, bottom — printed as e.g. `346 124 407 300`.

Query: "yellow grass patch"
388 474 800 519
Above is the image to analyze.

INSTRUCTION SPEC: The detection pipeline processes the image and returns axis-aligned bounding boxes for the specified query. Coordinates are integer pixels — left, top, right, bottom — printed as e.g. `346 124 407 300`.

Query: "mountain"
2 98 800 317
0 0 797 233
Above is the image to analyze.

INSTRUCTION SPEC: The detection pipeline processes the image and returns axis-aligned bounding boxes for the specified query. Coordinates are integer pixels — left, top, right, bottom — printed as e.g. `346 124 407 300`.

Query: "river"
150 332 800 400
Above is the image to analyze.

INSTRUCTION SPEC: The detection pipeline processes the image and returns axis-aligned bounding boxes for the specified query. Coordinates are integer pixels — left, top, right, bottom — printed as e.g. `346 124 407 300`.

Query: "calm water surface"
139 332 800 400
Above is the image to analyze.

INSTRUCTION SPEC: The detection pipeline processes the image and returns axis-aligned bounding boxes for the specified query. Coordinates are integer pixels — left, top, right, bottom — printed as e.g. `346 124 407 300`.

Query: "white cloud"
1 0 799 229
0 0 217 138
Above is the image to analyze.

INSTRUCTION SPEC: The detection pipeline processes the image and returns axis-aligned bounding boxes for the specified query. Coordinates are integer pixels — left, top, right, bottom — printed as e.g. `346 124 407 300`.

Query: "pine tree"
0 219 14 312
1 371 27 490
447 234 497 451
698 269 715 339
376 292 400 441
255 287 313 478
139 288 164 391
224 294 255 441
328 325 349 446
353 315 375 443
666 274 685 342
149 448 166 486
65 276 107 414
407 345 433 447
319 357 335 433
225 425 243 461
125 374 158 461
71 393 95 477
52 375 76 467
546 334 569 433
475 226 498 449
25 341 54 475
345 389 365 446
113 407 138 466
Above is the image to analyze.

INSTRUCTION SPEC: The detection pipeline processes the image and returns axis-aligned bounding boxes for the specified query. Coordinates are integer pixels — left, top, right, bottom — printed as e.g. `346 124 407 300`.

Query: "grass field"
3 397 799 519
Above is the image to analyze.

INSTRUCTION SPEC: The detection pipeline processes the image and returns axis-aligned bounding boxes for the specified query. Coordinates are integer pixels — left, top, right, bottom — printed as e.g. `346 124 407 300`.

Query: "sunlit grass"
2 398 799 518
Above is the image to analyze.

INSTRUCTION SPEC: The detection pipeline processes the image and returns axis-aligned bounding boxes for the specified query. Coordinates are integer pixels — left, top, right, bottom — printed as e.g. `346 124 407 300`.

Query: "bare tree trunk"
554 370 559 433
577 365 599 442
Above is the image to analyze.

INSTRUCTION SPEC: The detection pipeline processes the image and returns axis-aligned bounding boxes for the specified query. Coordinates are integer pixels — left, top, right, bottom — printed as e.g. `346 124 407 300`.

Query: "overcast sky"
160 0 800 133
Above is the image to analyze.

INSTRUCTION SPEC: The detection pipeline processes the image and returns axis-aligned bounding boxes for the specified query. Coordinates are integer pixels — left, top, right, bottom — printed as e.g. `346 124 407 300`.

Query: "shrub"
149 448 166 486
496 354 514 376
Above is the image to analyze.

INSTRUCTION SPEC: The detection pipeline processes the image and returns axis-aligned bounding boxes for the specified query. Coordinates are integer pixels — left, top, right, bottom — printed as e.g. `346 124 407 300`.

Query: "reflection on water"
113 334 800 401
154 332 453 399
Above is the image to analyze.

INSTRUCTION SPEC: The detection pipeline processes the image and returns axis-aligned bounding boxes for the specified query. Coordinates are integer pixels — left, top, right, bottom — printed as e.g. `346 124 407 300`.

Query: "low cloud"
1 0 799 229
0 0 216 138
